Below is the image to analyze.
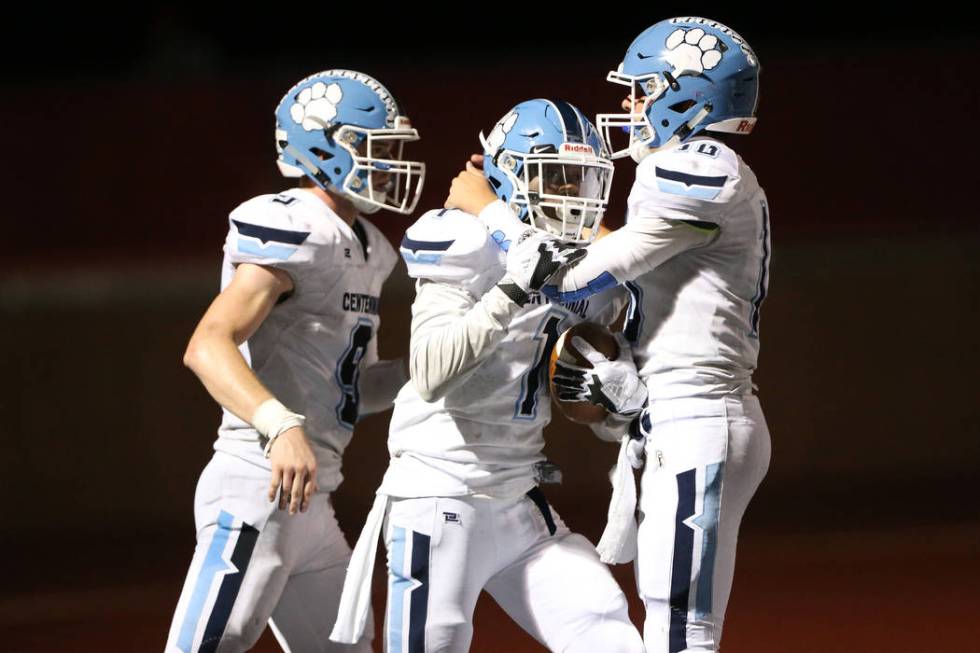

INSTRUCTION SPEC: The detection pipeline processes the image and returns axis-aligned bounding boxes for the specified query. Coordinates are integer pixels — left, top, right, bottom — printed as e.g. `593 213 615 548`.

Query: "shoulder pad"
635 139 740 203
628 140 745 225
226 194 316 267
400 209 503 285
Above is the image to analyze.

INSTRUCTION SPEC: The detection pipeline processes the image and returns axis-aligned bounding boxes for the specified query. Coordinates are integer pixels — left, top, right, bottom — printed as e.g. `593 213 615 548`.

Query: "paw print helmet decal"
275 69 425 214
480 99 614 244
597 17 760 161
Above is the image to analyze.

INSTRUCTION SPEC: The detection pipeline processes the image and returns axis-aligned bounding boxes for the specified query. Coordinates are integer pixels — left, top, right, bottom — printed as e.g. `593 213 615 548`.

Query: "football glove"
496 229 586 306
552 334 648 418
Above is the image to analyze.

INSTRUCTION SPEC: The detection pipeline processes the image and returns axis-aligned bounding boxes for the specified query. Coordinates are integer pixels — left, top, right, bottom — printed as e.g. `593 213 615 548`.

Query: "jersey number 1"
336 320 374 430
515 314 564 419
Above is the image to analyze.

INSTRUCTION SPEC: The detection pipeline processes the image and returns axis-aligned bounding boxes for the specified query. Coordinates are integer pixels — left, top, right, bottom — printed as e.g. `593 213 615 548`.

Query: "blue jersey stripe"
656 180 724 200
540 271 618 302
400 235 456 253
237 237 298 261
232 220 310 245
655 167 728 188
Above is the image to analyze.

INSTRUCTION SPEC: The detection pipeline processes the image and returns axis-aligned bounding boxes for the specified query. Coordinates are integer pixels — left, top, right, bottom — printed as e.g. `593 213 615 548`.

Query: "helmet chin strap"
349 193 384 215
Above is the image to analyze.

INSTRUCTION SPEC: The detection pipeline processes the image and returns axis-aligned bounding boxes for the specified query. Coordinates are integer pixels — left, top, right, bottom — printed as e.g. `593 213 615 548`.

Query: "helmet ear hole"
669 100 696 113
311 147 334 161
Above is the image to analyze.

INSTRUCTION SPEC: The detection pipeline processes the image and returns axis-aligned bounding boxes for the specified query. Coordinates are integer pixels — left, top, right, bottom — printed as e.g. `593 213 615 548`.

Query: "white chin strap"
349 193 384 215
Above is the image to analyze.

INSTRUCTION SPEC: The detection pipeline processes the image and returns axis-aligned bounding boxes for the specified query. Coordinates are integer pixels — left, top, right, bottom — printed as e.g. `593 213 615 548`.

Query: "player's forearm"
410 284 522 402
183 329 277 426
541 219 714 302
359 358 409 415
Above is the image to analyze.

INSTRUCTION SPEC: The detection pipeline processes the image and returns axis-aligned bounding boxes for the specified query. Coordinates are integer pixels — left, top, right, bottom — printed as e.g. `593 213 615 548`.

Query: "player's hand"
552 335 647 417
501 229 586 297
267 426 318 515
445 161 497 215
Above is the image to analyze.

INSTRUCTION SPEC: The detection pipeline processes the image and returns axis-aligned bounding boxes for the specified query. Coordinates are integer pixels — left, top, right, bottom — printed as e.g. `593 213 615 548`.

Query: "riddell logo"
561 143 592 154
736 120 754 133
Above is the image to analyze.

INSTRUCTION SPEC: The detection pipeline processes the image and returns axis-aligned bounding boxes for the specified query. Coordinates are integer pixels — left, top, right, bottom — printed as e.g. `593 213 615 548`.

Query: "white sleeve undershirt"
358 358 409 415
408 280 523 402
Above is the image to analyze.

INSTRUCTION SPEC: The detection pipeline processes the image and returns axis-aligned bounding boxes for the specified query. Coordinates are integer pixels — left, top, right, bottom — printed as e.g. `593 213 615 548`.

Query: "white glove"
626 434 646 470
552 334 648 418
496 229 586 306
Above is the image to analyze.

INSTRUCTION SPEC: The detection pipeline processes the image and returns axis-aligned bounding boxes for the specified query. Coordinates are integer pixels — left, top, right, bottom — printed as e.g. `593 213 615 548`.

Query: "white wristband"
252 398 306 458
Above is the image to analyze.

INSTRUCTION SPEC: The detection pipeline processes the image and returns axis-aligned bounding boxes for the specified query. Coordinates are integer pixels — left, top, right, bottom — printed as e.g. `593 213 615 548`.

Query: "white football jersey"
214 188 398 492
380 209 626 499
623 137 770 400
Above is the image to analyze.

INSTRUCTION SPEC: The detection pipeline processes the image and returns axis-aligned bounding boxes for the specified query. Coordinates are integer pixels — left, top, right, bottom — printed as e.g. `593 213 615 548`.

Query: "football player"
331 99 644 653
165 69 424 653
446 18 772 653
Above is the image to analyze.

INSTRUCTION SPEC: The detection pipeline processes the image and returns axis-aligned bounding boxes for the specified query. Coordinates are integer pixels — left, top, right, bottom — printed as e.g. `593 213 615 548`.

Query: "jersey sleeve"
627 140 742 226
224 194 322 284
538 143 743 303
400 208 504 298
539 217 714 303
408 280 524 402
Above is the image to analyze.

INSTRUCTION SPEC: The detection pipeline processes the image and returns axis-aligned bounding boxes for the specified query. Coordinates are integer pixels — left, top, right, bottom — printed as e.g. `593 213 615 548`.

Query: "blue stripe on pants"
199 519 259 652
177 511 235 652
388 526 431 653
409 531 431 653
176 510 259 653
693 462 724 620
669 470 697 653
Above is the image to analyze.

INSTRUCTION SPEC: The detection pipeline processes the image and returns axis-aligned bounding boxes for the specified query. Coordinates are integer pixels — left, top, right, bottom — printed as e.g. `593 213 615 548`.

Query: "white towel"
596 435 638 564
329 492 388 643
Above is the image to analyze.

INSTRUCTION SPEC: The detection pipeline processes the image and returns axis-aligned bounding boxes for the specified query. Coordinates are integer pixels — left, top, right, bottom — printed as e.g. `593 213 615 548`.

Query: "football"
549 322 619 424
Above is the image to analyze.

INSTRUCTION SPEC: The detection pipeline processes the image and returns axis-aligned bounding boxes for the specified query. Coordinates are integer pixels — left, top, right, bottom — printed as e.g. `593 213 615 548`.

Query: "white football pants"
635 395 771 653
165 451 372 653
384 489 644 653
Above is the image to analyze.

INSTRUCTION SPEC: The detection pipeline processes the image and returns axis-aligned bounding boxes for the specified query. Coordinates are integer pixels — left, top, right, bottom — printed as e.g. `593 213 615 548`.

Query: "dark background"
1 5 978 652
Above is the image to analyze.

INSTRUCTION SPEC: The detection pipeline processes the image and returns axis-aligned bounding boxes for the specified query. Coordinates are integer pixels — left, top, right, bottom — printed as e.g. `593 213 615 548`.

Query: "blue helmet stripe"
552 100 584 143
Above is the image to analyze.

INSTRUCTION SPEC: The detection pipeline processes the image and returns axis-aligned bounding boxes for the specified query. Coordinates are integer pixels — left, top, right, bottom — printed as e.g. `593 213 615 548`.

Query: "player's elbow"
410 369 445 403
183 326 220 375
182 336 206 374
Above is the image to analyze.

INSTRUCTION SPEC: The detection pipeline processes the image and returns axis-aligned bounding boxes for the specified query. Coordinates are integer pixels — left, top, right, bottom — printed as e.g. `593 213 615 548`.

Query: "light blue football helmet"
275 69 425 214
597 17 760 161
481 99 614 244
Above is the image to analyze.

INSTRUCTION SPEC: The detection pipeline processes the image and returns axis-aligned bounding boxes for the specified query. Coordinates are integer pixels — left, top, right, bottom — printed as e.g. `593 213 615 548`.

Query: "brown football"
549 322 619 424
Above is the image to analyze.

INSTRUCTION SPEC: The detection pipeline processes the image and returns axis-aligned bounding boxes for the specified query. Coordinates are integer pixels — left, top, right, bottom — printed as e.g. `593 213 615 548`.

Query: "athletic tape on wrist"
252 398 306 458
